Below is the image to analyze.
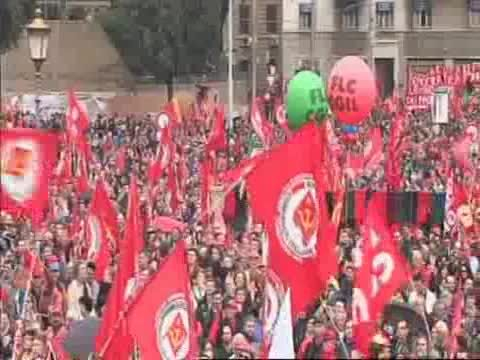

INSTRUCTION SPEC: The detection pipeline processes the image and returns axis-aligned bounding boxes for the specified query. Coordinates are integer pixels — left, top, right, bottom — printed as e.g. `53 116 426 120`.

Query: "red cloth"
152 216 187 233
0 129 59 226
353 194 411 355
250 97 274 148
297 336 313 359
417 192 433 225
89 179 119 281
66 89 90 144
246 122 335 317
206 105 227 153
95 176 142 359
50 327 71 360
127 240 197 360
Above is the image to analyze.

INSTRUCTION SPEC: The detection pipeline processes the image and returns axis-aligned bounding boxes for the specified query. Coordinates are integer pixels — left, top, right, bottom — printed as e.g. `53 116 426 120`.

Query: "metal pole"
368 0 376 77
0 54 7 113
251 0 257 104
0 54 3 112
228 0 234 129
310 0 316 69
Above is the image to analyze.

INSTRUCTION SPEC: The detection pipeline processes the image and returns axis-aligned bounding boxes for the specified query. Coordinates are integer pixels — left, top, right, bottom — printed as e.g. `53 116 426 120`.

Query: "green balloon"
286 71 330 130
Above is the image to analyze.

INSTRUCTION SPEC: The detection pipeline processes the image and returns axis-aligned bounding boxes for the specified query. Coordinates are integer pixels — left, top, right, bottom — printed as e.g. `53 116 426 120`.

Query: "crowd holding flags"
1 75 479 360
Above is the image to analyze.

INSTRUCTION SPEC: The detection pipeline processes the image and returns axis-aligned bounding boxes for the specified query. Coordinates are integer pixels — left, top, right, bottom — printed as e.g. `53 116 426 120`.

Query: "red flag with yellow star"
246 122 335 317
126 239 197 360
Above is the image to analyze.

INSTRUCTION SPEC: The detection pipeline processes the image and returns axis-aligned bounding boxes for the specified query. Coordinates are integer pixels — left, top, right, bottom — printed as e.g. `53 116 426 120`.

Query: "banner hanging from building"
406 63 480 111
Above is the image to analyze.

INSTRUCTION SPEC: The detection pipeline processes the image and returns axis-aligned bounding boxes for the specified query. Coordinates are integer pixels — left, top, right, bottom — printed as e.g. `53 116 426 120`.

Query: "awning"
412 0 432 12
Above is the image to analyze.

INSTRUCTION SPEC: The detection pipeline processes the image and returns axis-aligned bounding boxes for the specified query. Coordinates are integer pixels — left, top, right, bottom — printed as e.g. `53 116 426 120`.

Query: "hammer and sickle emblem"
169 328 182 347
294 193 317 239
299 207 314 231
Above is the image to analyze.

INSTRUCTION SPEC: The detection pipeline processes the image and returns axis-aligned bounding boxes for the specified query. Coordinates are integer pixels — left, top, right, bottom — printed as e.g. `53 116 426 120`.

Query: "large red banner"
406 63 480 110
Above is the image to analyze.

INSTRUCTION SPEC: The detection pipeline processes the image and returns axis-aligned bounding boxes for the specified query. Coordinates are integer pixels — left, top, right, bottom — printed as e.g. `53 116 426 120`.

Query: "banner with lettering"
406 63 480 111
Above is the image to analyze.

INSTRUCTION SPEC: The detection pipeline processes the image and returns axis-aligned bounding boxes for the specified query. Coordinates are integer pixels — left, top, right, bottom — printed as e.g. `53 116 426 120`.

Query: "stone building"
231 0 480 98
283 0 480 97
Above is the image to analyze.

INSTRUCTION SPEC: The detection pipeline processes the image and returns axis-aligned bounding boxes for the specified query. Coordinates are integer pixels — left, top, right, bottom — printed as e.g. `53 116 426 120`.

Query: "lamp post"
26 9 51 115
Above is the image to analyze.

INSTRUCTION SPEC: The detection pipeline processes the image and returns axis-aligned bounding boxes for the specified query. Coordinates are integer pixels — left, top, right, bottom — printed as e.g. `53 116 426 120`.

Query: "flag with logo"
251 98 274 148
87 179 119 281
0 129 58 225
127 239 197 360
95 175 142 360
353 194 411 355
66 90 89 144
246 122 334 317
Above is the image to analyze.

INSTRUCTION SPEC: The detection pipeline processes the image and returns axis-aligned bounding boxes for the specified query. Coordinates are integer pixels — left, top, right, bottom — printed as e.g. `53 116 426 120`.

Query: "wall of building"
4 21 133 93
281 0 480 94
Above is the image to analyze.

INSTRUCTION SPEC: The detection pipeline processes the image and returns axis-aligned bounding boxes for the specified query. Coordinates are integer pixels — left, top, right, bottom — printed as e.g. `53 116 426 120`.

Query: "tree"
0 0 35 53
100 0 228 99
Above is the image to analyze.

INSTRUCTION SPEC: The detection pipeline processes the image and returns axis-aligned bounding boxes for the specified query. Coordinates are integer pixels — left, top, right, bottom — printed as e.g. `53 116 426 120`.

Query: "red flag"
66 90 89 144
127 240 197 360
152 216 187 233
148 120 173 184
87 179 119 281
364 127 384 169
353 194 411 355
417 192 433 225
449 287 465 355
201 156 214 225
251 98 274 148
274 102 292 138
115 146 127 173
164 98 183 125
0 129 58 226
49 328 71 360
74 149 90 194
206 104 227 153
453 130 475 172
246 122 333 317
53 149 73 184
124 175 144 269
95 175 143 359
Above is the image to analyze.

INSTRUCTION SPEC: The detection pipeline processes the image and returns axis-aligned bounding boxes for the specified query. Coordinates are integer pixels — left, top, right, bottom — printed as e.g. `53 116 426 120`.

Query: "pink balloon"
328 56 377 125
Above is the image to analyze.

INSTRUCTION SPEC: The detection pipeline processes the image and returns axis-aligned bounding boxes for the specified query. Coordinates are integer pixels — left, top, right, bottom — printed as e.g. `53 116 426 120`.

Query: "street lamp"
26 8 51 114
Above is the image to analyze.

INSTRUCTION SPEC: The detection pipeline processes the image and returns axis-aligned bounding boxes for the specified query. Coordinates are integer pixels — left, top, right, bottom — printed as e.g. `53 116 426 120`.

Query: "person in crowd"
0 85 479 360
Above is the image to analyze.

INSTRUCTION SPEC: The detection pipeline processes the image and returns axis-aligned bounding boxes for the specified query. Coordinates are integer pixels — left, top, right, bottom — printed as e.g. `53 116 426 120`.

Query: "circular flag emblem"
87 215 102 259
0 139 40 203
275 173 319 262
155 293 190 360
263 270 285 336
157 112 170 129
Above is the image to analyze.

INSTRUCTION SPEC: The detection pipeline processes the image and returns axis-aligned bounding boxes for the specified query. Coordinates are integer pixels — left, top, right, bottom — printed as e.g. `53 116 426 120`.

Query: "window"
412 0 432 28
239 4 250 34
299 3 312 30
376 1 394 29
266 5 279 33
342 4 359 30
469 0 480 27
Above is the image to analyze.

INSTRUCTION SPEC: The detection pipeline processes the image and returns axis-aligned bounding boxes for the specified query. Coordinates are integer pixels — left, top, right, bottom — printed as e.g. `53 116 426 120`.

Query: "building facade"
231 0 283 94
281 0 480 97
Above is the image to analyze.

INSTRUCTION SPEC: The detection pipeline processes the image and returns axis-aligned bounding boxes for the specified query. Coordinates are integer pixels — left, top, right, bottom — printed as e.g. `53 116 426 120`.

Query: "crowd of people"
0 83 479 360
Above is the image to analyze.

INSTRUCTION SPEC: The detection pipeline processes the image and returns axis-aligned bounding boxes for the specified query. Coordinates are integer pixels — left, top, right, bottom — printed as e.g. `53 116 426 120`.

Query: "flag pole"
320 302 350 359
408 279 432 348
